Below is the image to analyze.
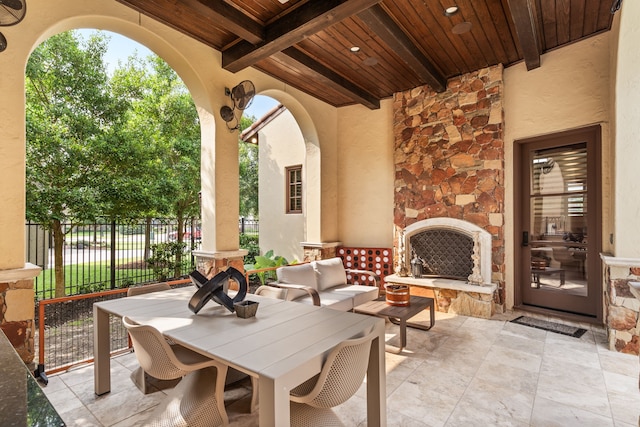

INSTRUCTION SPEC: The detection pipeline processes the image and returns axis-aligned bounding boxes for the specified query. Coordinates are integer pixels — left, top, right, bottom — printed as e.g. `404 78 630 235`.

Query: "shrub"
239 233 260 264
245 249 289 285
146 241 187 281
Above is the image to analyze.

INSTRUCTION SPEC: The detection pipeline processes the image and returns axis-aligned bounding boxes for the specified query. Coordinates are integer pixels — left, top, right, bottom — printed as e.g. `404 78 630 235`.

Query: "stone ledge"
192 249 249 259
385 274 497 319
384 274 496 294
0 263 41 283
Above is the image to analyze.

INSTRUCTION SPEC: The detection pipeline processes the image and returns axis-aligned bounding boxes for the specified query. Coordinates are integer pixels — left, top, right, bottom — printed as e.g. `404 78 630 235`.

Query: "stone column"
600 255 640 355
300 242 341 262
192 250 249 279
0 264 41 363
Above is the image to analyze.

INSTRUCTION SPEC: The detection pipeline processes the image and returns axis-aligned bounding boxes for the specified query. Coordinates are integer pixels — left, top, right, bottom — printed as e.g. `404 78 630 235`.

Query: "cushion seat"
270 258 380 311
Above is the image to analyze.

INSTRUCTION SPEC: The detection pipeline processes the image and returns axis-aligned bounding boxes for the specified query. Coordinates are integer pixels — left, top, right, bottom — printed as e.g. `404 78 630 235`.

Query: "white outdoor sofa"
257 257 380 311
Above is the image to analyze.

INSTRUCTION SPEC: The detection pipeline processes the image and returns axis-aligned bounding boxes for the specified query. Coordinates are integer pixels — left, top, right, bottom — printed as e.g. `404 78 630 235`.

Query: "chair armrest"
345 269 380 287
270 283 321 306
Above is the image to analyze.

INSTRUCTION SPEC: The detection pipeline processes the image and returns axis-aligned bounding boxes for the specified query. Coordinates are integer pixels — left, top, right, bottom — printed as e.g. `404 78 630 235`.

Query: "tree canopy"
25 29 258 295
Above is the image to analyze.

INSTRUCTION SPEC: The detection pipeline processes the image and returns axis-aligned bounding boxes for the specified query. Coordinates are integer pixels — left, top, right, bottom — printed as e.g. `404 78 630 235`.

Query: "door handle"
522 231 529 247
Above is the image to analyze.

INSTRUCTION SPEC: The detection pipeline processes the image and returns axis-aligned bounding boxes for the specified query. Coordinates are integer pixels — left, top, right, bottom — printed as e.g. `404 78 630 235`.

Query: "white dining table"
93 286 386 426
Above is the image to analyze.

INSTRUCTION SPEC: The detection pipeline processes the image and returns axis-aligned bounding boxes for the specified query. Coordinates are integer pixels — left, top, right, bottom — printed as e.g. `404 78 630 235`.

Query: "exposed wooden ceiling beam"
507 0 541 70
116 0 264 45
223 0 382 73
276 47 381 110
188 0 264 44
357 4 447 92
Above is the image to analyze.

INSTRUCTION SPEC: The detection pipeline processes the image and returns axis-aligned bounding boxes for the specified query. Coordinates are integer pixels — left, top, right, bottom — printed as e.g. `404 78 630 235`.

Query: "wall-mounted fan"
219 80 255 131
0 0 27 52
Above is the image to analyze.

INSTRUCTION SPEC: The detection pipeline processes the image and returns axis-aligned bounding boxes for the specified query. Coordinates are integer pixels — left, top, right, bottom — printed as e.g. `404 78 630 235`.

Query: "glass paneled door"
518 127 601 319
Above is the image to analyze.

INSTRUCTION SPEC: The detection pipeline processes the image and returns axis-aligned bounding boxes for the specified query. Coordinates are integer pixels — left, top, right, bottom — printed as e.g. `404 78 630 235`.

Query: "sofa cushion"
276 264 317 288
332 285 379 307
292 289 353 311
313 257 348 291
276 263 317 300
290 284 378 311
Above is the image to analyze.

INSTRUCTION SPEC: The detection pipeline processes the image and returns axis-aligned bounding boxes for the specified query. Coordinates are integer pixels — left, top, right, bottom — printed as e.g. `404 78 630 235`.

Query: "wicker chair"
288 326 377 426
123 316 229 426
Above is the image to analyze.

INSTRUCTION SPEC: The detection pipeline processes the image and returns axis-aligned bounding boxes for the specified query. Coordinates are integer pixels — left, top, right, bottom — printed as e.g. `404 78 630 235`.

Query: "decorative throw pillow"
276 263 317 289
313 257 347 291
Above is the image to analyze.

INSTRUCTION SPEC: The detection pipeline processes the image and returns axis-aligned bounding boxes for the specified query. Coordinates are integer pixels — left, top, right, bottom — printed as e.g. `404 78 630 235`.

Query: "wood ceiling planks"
115 0 615 109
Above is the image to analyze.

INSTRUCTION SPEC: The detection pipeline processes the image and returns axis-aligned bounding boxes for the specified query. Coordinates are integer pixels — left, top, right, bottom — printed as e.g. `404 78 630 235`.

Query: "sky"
76 29 278 120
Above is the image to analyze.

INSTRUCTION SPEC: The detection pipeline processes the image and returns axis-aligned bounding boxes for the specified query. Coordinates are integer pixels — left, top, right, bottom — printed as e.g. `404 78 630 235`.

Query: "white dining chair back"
123 316 229 426
290 326 376 408
123 316 220 380
127 282 171 296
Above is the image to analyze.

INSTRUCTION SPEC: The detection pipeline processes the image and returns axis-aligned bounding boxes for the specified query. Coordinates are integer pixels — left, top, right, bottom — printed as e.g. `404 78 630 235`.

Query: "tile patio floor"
41 310 640 427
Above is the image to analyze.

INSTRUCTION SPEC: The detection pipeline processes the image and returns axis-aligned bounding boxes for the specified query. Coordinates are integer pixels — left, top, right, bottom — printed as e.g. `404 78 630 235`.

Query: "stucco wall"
258 108 305 262
614 0 640 258
503 32 612 309
336 99 394 247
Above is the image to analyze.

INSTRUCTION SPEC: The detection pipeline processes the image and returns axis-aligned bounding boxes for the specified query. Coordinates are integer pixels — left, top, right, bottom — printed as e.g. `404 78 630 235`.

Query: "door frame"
513 125 603 324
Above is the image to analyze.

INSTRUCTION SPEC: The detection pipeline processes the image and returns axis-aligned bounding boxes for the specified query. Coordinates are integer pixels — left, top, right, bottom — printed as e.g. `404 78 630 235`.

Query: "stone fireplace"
404 218 492 285
387 64 505 318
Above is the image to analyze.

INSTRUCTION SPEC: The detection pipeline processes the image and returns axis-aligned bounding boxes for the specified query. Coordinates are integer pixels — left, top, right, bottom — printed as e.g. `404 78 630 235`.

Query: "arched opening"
25 28 205 298
240 92 322 263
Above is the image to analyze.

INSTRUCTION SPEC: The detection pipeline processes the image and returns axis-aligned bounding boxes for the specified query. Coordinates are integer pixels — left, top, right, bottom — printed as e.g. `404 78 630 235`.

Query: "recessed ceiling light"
350 46 361 53
444 6 459 16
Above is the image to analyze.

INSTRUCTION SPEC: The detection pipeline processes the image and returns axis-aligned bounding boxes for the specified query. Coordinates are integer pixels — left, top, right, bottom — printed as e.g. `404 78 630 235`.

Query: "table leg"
258 376 289 427
93 306 111 396
384 317 406 354
367 321 387 427
389 301 435 331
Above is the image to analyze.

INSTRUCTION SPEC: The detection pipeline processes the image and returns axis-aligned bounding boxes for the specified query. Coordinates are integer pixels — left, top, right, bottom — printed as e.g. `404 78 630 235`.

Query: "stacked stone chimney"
393 65 505 304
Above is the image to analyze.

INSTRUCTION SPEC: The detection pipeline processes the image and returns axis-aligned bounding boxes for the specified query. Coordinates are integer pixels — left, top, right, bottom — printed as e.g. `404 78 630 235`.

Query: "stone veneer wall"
601 256 640 355
393 65 505 304
1 277 36 363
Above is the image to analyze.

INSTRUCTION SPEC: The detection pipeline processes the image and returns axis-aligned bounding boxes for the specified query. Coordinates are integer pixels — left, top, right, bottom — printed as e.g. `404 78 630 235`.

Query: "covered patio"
1 0 640 425
43 310 638 426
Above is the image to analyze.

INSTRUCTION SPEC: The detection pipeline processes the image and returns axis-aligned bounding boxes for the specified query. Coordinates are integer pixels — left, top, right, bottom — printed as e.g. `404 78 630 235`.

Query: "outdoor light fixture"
444 5 459 16
350 46 361 53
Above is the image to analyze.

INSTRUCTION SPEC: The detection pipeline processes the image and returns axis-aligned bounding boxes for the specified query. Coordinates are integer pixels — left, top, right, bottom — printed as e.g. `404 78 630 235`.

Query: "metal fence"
28 216 258 374
34 279 194 375
26 217 258 301
239 217 259 235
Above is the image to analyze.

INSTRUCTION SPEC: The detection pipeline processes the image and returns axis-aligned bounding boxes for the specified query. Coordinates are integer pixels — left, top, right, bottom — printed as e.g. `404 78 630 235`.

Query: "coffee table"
354 295 435 353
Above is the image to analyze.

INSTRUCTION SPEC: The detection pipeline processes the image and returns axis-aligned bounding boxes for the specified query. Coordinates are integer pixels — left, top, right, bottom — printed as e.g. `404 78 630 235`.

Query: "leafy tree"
26 31 121 297
26 30 202 295
112 56 201 276
238 115 258 218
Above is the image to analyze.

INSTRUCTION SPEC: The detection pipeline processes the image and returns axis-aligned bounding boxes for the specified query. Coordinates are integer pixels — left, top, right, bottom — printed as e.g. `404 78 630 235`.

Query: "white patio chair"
128 282 260 412
288 326 376 426
123 316 229 426
126 283 179 394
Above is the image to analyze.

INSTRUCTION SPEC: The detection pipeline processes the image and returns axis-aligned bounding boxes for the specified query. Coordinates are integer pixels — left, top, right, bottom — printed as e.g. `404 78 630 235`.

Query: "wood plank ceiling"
116 0 615 110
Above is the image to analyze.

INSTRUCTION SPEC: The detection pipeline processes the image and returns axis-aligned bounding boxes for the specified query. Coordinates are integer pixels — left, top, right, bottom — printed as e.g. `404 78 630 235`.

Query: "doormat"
510 316 587 338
